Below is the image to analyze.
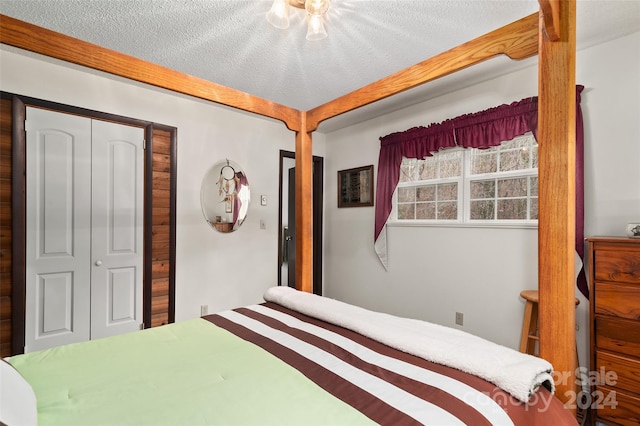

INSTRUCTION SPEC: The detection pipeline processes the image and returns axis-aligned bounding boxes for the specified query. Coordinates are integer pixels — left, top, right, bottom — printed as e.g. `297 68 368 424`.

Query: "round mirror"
201 159 250 233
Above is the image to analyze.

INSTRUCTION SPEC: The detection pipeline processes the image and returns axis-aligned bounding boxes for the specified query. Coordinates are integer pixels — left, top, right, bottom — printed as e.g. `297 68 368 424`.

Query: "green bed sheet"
8 318 375 426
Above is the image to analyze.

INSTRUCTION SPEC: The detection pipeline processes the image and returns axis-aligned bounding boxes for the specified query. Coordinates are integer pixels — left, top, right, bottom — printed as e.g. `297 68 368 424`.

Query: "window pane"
400 159 416 183
530 177 538 196
502 137 530 150
498 178 527 198
497 198 527 219
499 149 530 172
398 203 415 219
398 187 415 202
470 180 495 199
439 151 462 178
499 139 518 150
471 152 497 174
416 186 435 201
437 201 457 219
531 145 538 169
418 158 437 180
416 202 436 219
437 183 457 201
470 200 495 220
530 197 538 220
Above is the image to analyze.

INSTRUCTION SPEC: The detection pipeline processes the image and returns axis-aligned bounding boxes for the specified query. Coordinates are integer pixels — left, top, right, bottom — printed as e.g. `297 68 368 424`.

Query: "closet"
25 107 144 352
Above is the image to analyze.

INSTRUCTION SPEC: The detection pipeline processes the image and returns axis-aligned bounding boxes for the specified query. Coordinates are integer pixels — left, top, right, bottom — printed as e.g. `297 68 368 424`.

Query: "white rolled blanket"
264 286 554 403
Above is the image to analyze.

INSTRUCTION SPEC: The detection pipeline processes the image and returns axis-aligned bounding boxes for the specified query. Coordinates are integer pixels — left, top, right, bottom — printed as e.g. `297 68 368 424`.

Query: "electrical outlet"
260 219 266 229
200 305 208 316
455 312 464 326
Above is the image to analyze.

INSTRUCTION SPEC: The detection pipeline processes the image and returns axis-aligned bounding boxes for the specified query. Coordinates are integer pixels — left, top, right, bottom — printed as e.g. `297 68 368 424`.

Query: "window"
394 133 538 225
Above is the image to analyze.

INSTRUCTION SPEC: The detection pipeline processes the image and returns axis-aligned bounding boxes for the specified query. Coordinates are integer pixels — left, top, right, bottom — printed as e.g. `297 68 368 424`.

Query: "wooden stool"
519 290 579 355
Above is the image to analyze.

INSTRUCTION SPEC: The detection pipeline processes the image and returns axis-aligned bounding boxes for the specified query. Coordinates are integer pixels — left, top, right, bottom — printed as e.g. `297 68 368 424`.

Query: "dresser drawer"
596 350 640 394
595 248 640 284
595 317 640 357
595 282 640 320
595 385 640 426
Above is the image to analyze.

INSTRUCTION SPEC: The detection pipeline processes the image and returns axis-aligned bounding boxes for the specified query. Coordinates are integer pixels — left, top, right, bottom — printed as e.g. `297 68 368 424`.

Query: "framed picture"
338 165 374 208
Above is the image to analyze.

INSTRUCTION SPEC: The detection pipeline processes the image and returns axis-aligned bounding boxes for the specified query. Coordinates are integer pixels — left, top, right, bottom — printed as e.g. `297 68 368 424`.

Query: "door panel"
108 268 136 322
38 272 73 335
90 120 144 339
40 136 73 255
25 108 92 352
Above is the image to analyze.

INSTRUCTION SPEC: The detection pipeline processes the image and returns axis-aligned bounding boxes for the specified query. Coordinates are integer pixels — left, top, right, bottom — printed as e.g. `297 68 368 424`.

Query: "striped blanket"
204 295 576 425
263 286 555 403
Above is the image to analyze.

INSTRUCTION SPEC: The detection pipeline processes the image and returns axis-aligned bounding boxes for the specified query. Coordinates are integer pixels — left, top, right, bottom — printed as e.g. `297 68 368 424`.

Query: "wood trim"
0 14 301 132
312 155 324 296
9 95 25 356
277 151 289 288
0 96 15 357
148 125 177 327
537 1 577 408
143 125 154 328
305 13 539 131
167 125 177 324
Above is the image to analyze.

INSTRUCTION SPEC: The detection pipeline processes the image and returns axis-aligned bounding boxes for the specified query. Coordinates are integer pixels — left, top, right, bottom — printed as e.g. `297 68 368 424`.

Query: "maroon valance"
374 86 587 297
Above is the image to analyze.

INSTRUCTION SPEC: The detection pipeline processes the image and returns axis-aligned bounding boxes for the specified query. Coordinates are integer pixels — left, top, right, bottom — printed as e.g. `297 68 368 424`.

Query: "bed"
2 286 576 425
0 0 580 418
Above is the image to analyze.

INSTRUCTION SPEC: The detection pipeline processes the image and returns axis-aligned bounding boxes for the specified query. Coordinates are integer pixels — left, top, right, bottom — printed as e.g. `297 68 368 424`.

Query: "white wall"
0 46 326 321
581 33 640 235
323 31 640 370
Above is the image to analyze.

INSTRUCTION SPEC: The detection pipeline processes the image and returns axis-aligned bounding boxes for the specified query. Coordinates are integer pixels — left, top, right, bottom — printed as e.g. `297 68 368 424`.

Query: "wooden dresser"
588 237 640 425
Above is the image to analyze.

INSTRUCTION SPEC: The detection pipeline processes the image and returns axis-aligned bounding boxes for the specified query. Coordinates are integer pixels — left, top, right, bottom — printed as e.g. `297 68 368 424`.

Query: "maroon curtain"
574 87 587 298
374 120 457 248
374 86 587 298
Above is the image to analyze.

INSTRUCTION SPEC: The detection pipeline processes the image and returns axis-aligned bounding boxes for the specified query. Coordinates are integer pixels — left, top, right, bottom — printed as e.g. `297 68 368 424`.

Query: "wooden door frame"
277 150 323 295
4 92 177 355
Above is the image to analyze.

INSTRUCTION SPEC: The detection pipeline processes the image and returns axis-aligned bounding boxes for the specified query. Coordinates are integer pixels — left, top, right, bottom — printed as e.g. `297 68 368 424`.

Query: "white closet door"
25 108 145 352
25 108 92 352
90 120 144 339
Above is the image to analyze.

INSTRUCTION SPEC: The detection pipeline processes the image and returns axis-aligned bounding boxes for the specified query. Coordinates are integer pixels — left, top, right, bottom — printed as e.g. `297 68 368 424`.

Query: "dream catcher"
216 159 239 213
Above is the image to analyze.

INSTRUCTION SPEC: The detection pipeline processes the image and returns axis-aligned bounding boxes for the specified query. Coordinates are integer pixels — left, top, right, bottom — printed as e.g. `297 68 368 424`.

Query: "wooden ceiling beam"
0 14 302 132
305 12 539 132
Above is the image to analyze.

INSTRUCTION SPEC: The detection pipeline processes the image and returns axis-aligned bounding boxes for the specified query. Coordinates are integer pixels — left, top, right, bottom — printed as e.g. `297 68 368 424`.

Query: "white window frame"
389 133 538 229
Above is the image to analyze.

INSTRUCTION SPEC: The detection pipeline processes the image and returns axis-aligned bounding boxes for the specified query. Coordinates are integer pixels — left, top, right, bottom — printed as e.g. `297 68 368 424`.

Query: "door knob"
95 260 102 266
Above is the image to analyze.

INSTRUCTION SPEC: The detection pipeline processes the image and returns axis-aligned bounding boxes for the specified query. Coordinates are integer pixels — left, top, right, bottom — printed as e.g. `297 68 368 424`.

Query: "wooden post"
295 112 313 293
537 0 577 410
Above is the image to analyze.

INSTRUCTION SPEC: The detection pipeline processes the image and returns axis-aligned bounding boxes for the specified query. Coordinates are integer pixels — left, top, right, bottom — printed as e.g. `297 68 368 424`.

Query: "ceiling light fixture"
266 0 331 41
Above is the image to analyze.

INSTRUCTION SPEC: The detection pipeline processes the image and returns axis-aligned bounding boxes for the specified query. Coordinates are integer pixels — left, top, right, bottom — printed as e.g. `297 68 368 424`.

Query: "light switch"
260 195 267 206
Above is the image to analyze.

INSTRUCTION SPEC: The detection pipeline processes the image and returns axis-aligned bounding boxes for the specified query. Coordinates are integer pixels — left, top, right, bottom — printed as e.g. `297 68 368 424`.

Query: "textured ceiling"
1 0 639 132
